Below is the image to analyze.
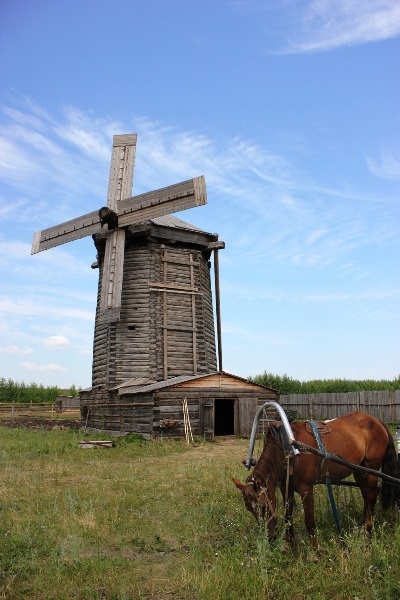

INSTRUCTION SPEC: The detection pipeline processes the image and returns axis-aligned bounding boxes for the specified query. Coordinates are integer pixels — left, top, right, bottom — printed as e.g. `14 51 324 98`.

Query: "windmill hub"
98 206 118 229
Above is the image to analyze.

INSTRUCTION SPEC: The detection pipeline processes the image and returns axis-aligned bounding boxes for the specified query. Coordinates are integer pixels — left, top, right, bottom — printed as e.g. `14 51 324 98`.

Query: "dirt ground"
0 416 81 430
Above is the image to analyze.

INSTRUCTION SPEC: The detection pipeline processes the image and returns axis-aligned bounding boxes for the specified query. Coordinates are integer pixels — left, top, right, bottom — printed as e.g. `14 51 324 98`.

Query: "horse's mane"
247 432 285 489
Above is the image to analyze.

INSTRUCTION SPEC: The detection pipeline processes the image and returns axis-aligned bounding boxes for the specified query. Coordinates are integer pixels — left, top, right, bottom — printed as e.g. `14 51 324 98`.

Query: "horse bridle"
244 478 278 526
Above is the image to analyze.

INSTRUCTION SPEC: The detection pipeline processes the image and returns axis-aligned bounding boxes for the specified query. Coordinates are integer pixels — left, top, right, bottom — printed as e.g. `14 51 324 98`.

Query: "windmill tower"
32 134 224 402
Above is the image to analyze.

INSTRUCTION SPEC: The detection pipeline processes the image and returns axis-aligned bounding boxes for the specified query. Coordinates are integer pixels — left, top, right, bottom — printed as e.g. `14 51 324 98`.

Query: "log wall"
91 235 217 388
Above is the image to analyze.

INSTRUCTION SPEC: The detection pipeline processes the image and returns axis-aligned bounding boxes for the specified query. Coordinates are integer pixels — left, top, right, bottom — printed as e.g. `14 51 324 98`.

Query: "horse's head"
233 431 285 540
232 475 278 540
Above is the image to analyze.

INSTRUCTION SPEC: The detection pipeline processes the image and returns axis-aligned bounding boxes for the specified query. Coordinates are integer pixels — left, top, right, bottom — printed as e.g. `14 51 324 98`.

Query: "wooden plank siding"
173 372 268 390
280 390 400 423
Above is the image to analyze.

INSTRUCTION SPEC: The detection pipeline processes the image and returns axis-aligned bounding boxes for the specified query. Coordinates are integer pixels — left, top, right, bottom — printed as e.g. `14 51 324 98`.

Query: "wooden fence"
0 403 80 422
280 390 400 423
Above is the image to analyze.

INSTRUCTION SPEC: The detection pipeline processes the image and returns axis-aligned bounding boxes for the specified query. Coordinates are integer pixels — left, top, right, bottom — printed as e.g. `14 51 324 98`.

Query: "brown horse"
233 411 400 550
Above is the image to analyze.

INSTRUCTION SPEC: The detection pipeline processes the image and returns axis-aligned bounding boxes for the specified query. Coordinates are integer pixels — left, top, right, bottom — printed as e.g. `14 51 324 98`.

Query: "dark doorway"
214 399 235 435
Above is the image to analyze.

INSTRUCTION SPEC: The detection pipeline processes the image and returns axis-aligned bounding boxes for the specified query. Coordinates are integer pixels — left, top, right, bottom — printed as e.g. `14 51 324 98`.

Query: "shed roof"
113 371 278 396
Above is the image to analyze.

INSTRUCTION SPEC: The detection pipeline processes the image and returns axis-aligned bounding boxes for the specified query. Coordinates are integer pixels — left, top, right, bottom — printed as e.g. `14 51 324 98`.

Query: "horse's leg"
298 485 319 550
280 483 296 550
354 474 379 534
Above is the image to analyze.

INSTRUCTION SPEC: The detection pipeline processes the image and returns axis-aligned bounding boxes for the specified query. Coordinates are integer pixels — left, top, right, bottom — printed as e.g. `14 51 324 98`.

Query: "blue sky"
0 0 399 388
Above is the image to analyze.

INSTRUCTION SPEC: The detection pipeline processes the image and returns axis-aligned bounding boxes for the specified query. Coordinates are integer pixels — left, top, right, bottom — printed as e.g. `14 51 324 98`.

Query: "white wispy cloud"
44 336 70 348
367 148 400 180
222 279 400 305
282 1 400 53
54 105 115 161
0 240 98 290
0 297 93 321
0 345 33 355
21 362 67 373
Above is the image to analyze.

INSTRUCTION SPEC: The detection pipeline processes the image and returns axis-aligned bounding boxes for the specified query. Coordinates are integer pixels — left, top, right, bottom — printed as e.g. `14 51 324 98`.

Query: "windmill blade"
98 134 137 322
117 176 207 227
98 229 126 323
31 210 104 254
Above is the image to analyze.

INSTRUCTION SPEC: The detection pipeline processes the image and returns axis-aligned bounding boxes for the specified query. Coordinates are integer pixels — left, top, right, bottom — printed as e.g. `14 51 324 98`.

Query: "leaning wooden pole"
206 237 222 373
182 397 193 444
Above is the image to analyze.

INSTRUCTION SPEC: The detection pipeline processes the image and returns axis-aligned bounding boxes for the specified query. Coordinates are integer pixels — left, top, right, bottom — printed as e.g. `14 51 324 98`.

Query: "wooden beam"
190 252 198 375
100 229 125 314
148 282 198 292
117 176 207 227
107 134 137 211
213 246 223 372
31 210 103 254
163 250 168 380
98 134 136 319
207 241 225 251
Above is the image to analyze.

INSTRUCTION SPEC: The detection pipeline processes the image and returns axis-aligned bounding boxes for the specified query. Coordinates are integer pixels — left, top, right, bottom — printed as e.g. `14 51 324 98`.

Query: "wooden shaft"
213 248 223 372
293 440 400 486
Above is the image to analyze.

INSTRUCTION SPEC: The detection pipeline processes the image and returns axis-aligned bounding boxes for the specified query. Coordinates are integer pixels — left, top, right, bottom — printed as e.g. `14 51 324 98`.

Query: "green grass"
1 427 399 599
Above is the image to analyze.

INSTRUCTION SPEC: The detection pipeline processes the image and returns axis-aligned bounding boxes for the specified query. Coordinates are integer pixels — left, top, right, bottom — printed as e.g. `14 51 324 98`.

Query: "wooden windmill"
32 134 224 396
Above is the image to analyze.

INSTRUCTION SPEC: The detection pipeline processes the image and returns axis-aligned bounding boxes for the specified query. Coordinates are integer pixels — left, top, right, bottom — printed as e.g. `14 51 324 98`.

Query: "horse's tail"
380 422 400 510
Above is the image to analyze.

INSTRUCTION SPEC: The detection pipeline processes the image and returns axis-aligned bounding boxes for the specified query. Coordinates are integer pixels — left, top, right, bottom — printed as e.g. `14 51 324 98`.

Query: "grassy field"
1 427 399 600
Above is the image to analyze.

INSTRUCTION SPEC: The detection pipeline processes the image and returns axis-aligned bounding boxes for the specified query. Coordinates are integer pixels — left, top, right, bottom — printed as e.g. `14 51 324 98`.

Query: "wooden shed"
81 371 280 440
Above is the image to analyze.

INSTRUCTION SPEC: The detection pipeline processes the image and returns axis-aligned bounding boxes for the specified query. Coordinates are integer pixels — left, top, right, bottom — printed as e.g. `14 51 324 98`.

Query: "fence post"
309 394 313 420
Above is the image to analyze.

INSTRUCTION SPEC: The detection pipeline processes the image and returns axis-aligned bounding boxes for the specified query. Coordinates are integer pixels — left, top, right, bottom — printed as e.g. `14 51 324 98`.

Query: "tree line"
2 374 399 404
249 372 400 395
0 378 80 404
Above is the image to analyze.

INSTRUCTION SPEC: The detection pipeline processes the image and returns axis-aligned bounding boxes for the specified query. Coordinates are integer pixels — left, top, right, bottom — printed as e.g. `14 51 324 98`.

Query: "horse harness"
305 420 332 481
308 420 342 534
275 419 342 534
